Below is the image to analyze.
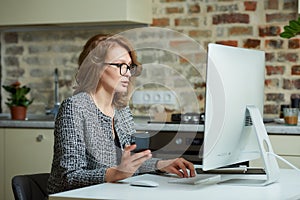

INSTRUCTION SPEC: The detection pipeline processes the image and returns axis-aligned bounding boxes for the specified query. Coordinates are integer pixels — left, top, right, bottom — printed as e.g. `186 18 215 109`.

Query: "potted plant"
280 17 300 38
2 81 34 120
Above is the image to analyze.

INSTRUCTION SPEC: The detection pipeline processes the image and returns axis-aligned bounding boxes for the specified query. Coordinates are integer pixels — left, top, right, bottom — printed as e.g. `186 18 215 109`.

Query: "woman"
48 34 195 194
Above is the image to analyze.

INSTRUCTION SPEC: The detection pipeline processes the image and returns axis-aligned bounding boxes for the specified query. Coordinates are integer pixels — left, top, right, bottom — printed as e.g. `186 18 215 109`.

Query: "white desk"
49 169 300 200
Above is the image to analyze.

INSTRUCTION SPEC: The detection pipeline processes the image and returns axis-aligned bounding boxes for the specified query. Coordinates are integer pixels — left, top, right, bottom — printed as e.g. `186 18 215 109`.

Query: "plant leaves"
2 84 33 107
280 32 295 39
284 25 296 32
289 20 300 30
280 19 300 39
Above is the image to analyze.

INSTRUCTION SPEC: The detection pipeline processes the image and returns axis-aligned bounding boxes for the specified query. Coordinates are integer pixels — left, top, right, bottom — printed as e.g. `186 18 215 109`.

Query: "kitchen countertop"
0 115 299 134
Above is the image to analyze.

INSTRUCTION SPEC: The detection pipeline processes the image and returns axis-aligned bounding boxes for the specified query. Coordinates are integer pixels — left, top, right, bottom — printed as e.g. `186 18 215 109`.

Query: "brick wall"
1 29 129 114
0 0 299 118
151 0 300 118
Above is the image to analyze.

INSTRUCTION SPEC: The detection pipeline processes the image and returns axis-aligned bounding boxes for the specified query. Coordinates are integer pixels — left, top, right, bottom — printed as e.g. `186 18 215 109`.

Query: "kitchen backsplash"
0 27 206 118
1 0 299 119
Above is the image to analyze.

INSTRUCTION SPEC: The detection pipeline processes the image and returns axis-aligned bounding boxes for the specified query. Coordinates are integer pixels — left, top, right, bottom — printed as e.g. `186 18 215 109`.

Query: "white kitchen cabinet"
1 128 54 200
0 0 151 27
269 135 300 168
250 135 300 169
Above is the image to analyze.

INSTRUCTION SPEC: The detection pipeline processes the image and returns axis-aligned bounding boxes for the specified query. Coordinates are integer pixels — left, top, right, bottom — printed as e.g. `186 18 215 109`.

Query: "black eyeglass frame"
104 63 137 76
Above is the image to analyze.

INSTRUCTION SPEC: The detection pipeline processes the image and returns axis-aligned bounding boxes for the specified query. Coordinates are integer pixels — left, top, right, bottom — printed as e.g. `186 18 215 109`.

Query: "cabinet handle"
36 134 44 142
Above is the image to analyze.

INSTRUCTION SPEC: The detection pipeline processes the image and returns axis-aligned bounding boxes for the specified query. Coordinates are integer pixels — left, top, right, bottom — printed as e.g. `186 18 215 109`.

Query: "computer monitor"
202 43 280 186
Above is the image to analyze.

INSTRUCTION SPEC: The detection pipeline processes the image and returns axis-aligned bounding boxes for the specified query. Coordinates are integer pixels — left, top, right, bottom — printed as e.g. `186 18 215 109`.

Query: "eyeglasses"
104 63 137 76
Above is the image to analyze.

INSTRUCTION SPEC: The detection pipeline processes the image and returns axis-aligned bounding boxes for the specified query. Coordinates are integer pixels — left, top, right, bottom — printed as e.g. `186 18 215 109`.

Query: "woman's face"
99 45 132 94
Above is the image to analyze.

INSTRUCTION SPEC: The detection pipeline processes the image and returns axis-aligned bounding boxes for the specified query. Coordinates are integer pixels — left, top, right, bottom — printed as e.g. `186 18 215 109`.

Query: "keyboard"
168 174 221 185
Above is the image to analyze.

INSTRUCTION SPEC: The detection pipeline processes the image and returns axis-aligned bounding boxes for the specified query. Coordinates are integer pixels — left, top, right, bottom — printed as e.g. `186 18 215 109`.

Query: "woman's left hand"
156 158 196 178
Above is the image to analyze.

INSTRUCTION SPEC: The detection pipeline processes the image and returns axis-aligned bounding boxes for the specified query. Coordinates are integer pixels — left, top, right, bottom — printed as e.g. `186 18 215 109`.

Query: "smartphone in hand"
130 132 150 153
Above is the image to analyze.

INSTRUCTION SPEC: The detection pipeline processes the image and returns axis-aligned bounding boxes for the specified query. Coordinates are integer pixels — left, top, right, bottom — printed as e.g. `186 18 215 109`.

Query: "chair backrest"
11 173 50 200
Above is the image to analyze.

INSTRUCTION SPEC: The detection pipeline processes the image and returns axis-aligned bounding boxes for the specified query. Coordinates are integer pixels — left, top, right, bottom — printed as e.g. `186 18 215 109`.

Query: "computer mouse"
130 180 159 187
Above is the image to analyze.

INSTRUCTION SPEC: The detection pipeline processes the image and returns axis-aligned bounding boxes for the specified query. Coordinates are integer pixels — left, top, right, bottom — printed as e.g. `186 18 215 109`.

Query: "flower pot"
10 106 27 120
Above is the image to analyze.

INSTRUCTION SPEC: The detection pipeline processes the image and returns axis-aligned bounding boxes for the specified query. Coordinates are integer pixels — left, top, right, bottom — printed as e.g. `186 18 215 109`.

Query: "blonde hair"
74 34 141 108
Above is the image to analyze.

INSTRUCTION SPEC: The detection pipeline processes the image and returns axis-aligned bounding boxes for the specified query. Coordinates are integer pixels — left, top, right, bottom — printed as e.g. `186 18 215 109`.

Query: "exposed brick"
288 39 300 49
265 78 280 88
179 56 188 64
51 45 81 53
4 32 18 43
266 13 296 23
285 53 298 62
265 65 285 75
278 52 298 62
265 52 276 62
293 79 300 89
1 0 299 119
59 79 73 87
169 40 200 51
152 18 170 26
207 4 238 12
22 33 46 42
28 46 50 54
178 52 206 66
6 67 25 77
207 5 213 12
265 39 284 49
30 68 50 78
292 65 300 75
283 79 292 89
53 57 69 66
166 7 184 14
264 104 279 115
162 0 185 2
174 18 199 27
4 56 19 66
188 3 200 13
23 57 52 66
264 0 279 9
213 13 249 24
283 0 298 9
266 93 285 102
216 40 238 47
243 39 260 48
291 93 300 98
5 46 24 55
259 26 281 37
29 80 53 90
188 30 211 38
229 26 253 36
194 52 207 64
244 1 257 11
61 32 88 41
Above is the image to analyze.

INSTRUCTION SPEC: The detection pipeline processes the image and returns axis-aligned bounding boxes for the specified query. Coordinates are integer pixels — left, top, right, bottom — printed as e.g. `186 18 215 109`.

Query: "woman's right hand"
105 144 152 182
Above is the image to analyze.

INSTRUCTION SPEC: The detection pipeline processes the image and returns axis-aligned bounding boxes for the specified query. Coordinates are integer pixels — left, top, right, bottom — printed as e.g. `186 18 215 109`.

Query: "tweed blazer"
48 92 158 194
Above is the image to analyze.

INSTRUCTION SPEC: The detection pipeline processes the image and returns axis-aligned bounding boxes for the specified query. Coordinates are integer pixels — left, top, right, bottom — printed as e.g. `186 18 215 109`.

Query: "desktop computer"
201 43 280 186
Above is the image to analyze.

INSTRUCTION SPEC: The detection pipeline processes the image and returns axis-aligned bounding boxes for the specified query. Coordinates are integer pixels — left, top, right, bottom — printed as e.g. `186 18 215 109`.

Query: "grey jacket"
48 92 158 194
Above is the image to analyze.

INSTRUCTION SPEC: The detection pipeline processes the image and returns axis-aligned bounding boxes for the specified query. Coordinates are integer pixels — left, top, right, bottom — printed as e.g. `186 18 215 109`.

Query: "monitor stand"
201 105 280 186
